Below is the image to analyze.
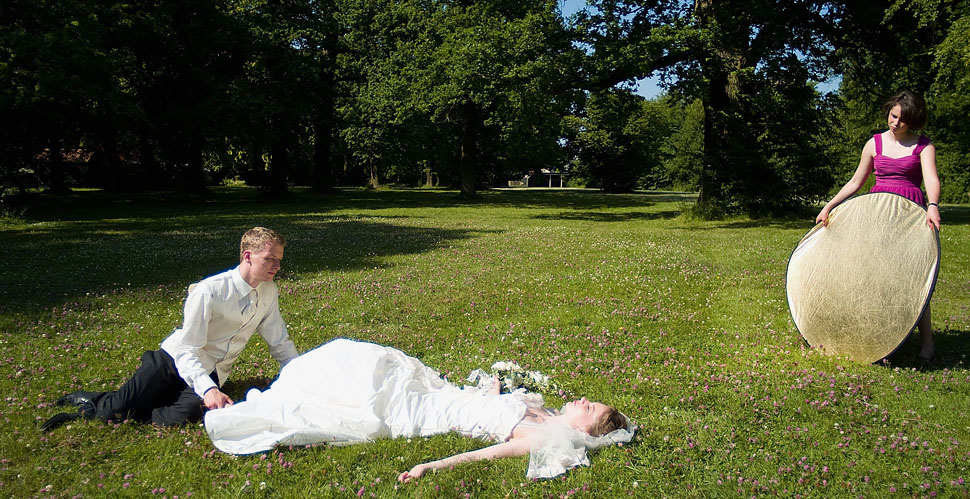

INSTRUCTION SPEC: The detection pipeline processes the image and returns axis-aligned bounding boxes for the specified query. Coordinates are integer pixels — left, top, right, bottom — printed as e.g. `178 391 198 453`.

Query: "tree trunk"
101 118 125 192
267 136 290 197
313 42 337 192
459 98 479 198
175 137 206 194
367 156 380 189
698 70 728 208
46 136 69 194
425 167 438 187
139 126 158 190
313 118 334 192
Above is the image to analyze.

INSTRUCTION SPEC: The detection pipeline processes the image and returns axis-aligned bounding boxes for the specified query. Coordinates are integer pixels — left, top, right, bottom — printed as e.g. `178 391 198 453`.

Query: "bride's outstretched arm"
398 435 532 482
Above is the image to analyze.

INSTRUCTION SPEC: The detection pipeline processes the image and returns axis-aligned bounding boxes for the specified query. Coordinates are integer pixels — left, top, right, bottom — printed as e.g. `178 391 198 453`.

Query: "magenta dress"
869 132 931 206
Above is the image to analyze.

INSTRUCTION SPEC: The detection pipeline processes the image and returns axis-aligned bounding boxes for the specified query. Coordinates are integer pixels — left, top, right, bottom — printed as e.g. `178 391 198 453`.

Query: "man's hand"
203 388 234 410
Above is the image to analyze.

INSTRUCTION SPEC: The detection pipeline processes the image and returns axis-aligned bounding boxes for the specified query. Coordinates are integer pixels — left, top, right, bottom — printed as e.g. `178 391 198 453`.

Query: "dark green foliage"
827 0 970 204
563 89 678 193
660 98 703 191
0 0 966 209
927 5 970 203
569 0 841 214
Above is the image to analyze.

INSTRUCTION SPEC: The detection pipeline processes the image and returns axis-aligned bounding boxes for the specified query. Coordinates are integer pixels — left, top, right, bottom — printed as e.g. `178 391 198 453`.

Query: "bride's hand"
398 463 430 483
489 374 501 396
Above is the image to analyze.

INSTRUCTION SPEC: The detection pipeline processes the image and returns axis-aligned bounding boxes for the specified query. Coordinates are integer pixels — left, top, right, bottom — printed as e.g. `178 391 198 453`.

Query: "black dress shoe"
55 391 100 408
40 411 81 432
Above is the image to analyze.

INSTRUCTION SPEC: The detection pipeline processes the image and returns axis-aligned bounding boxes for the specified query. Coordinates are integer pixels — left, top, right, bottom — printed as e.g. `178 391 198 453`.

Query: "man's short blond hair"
240 227 286 262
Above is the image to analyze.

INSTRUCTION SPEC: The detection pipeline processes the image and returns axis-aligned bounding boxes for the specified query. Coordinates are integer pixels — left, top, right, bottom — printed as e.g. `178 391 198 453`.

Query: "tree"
225 0 317 196
394 0 576 197
921 0 970 203
0 0 127 193
123 0 249 192
563 89 674 192
827 0 970 203
931 16 970 202
335 0 427 189
660 97 703 191
577 0 840 214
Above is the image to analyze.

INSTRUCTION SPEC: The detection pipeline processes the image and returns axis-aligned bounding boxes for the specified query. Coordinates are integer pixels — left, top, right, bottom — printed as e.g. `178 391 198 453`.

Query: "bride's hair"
589 406 626 437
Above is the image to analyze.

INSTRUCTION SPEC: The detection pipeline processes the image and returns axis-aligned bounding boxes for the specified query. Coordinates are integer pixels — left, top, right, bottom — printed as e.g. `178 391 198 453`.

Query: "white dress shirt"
161 267 298 398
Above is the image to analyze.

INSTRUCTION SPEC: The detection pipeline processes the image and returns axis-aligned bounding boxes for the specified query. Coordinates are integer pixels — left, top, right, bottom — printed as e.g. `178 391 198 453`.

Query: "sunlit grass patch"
1 187 968 497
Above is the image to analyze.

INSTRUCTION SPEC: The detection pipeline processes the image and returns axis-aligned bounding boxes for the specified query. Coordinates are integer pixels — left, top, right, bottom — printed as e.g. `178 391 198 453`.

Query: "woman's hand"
489 374 501 396
926 204 941 230
397 438 530 483
815 206 831 226
398 463 430 483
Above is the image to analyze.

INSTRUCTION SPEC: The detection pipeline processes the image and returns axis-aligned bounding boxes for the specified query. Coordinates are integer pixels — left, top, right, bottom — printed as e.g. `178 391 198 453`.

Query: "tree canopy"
1 0 967 212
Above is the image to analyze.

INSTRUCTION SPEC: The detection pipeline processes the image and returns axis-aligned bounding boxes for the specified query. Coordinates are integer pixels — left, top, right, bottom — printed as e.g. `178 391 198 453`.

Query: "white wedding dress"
205 338 533 455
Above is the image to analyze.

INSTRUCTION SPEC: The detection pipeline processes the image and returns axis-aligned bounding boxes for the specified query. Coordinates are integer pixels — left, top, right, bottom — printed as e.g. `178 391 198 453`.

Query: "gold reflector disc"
786 192 940 363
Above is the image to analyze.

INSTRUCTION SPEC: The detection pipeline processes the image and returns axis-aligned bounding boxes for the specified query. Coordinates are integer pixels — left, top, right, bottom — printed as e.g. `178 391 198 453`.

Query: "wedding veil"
526 411 636 479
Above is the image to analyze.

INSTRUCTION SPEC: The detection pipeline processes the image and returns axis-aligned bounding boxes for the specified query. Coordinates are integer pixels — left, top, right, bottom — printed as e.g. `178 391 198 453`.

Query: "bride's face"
561 397 609 433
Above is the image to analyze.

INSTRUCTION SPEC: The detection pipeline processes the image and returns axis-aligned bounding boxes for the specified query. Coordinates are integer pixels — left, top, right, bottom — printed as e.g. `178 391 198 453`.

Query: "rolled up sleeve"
258 293 298 365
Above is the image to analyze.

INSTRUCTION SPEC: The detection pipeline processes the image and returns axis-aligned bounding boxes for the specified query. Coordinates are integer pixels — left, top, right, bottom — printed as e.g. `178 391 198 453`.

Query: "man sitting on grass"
41 227 299 431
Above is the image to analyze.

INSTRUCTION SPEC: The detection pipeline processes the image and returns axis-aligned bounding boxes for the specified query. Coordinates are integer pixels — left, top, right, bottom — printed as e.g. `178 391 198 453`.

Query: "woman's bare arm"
816 138 876 225
920 142 941 229
398 436 532 483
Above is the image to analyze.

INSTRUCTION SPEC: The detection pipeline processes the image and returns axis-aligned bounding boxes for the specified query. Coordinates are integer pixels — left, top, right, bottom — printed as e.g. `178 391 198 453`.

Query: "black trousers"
89 349 218 426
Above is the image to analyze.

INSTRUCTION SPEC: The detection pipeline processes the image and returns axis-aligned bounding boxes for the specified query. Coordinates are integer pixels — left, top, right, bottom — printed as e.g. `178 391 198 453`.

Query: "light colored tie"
241 290 258 326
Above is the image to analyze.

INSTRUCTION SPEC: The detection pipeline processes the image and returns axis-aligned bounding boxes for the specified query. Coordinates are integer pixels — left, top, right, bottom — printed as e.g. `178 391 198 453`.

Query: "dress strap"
914 134 930 155
873 133 882 156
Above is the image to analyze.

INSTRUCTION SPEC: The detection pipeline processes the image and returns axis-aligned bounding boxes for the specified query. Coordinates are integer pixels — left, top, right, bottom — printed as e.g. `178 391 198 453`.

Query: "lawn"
1 187 969 498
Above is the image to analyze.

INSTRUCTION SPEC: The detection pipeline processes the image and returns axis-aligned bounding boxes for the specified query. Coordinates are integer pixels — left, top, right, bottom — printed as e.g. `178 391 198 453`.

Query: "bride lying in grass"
204 338 635 480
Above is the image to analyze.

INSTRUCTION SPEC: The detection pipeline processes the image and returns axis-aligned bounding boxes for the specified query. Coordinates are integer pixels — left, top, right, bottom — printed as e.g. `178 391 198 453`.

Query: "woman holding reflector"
814 90 941 361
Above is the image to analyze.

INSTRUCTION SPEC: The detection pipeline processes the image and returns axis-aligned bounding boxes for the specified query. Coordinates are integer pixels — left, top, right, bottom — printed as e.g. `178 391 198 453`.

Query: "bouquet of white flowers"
467 360 560 395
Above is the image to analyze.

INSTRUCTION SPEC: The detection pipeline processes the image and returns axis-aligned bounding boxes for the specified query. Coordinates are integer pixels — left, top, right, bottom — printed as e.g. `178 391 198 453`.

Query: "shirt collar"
230 266 255 296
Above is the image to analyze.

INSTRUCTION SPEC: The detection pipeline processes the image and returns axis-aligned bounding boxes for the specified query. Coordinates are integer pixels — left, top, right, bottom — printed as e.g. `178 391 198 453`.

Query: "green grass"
1 186 969 497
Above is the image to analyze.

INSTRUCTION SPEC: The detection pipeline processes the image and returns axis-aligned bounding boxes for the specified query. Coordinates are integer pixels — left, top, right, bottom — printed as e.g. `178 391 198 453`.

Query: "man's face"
245 242 283 285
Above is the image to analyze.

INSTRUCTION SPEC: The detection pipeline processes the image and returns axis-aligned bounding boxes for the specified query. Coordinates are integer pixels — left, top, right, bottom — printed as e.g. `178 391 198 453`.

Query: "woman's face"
561 397 609 433
887 104 910 135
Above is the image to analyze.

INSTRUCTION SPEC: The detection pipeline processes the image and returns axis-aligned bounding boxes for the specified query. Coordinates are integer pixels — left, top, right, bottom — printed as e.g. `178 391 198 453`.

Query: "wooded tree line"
1 0 967 214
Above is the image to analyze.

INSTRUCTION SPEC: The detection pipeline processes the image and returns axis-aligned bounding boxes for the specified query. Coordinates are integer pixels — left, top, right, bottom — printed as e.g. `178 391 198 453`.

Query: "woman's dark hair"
882 90 928 130
589 407 626 437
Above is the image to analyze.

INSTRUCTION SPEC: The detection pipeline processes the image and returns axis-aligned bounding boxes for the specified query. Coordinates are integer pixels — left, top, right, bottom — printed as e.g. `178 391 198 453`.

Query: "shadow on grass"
697 218 817 231
7 187 694 223
1 213 483 315
340 187 693 211
881 329 968 372
533 210 680 223
941 205 970 227
222 377 274 399
1 187 686 314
